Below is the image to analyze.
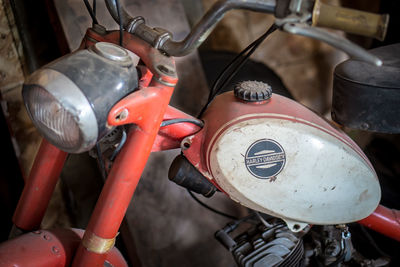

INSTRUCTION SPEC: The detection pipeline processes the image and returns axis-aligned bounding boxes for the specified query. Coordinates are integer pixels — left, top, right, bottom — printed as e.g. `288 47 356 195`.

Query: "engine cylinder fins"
232 223 304 267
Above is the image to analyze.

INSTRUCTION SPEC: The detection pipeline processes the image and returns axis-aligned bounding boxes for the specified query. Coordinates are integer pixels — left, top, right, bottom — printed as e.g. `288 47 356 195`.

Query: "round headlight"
22 43 139 153
23 69 99 153
25 86 80 149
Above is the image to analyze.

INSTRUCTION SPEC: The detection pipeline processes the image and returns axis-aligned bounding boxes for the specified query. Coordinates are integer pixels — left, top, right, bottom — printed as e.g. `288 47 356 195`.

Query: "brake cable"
197 23 278 118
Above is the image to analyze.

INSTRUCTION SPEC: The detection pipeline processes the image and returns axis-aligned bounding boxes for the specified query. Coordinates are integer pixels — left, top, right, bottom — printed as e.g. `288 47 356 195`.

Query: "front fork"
73 98 172 265
8 28 204 267
11 139 67 236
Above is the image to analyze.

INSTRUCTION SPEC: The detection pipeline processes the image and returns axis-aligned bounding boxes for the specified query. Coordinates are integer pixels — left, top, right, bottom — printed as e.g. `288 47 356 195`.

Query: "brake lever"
279 22 382 66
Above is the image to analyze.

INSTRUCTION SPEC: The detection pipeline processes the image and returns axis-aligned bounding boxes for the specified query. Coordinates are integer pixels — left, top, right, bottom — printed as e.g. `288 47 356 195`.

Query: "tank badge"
245 139 286 179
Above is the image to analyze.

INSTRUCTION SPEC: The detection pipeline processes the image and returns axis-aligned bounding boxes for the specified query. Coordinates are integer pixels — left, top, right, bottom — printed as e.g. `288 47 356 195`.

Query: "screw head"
52 246 60 254
116 109 129 121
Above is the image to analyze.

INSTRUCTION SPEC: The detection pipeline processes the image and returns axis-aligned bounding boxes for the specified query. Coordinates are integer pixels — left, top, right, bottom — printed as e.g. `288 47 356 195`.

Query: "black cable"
187 189 238 220
96 142 108 180
208 24 277 104
110 128 127 161
115 0 124 46
198 24 278 118
93 0 97 18
160 118 204 128
83 0 98 25
211 25 276 99
326 246 346 267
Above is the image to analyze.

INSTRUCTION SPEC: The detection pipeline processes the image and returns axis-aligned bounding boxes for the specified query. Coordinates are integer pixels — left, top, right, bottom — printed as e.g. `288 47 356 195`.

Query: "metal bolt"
182 142 191 149
52 246 60 254
116 109 129 121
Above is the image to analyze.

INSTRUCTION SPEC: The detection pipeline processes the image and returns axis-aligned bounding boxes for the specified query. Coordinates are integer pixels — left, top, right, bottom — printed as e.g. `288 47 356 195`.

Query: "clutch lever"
280 22 382 66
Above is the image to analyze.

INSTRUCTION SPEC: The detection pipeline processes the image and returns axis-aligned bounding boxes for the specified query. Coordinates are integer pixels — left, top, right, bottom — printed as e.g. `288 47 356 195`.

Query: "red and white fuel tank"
183 81 380 231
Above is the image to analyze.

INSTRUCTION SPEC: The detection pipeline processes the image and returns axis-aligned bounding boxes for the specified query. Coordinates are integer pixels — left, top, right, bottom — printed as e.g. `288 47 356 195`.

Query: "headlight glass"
22 44 138 153
24 85 81 151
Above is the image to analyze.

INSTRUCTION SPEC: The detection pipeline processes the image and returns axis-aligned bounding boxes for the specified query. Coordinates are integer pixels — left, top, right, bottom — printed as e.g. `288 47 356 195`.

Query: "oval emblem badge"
245 139 286 179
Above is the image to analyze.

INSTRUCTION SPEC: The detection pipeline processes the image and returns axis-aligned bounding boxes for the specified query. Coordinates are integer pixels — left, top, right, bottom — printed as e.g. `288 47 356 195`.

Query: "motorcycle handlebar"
104 0 388 65
312 0 389 41
105 0 276 56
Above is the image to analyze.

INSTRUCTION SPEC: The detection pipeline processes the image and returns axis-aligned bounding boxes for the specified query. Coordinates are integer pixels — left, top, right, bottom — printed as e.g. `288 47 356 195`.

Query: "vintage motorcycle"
0 0 399 266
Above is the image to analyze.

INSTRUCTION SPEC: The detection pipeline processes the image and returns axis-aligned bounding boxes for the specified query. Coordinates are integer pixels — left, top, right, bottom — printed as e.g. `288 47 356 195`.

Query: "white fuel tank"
185 91 381 230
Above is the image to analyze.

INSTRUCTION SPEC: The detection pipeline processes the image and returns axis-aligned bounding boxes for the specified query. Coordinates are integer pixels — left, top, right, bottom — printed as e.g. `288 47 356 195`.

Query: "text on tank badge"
244 139 286 179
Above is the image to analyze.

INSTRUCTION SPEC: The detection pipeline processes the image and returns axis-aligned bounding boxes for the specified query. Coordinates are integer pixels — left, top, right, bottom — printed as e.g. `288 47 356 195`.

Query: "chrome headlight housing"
23 42 139 153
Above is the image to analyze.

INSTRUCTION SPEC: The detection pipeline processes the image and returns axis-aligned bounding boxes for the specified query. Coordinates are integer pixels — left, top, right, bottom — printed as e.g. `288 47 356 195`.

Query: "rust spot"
331 186 336 190
269 176 277 182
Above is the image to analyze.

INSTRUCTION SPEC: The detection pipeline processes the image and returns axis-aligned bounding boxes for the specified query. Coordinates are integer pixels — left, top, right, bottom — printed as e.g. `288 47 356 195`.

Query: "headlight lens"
22 43 138 153
24 85 81 151
23 69 99 153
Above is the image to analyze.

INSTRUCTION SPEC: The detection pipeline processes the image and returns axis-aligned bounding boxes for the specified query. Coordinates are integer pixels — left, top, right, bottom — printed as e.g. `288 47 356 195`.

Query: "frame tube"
12 139 67 231
152 105 202 151
72 82 175 266
73 30 178 265
359 205 400 242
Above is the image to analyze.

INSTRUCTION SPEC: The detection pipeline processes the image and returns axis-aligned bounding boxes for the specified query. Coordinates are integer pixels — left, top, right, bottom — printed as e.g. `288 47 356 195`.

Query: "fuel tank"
182 86 380 230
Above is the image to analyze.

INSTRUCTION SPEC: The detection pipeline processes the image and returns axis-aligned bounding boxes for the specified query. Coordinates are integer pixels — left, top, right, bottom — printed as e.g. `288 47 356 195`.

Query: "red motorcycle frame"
1 28 399 267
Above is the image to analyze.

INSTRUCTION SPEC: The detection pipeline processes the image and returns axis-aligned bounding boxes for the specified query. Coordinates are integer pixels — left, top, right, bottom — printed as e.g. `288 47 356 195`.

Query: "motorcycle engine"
216 218 304 267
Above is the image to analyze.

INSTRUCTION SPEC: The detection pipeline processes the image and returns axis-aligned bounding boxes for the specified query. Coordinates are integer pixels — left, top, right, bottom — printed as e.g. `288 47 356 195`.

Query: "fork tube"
11 139 67 234
72 85 174 267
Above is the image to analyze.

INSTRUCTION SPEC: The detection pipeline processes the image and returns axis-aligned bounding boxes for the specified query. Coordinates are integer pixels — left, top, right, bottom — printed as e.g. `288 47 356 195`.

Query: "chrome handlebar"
105 0 276 56
105 0 387 66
